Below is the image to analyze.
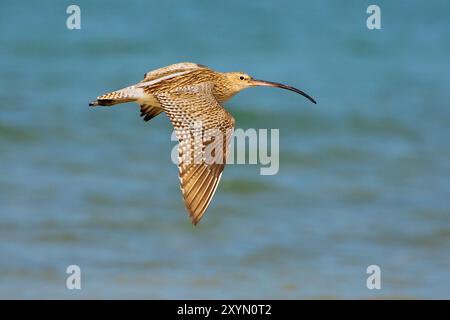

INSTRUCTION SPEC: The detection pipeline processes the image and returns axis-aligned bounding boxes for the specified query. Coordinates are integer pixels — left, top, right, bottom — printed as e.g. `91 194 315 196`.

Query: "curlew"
90 62 316 225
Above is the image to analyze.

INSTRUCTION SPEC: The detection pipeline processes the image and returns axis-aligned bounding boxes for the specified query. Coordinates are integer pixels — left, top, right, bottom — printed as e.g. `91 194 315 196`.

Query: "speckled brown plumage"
90 62 316 225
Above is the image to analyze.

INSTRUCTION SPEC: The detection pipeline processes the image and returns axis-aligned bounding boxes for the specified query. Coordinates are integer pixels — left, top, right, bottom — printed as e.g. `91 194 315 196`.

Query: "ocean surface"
0 0 449 299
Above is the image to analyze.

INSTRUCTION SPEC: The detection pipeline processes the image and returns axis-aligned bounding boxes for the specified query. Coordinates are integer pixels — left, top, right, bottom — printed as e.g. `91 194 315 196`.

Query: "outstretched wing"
156 83 234 224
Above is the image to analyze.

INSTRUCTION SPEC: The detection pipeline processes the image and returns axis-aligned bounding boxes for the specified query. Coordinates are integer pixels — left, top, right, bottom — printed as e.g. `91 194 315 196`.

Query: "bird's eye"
239 76 245 80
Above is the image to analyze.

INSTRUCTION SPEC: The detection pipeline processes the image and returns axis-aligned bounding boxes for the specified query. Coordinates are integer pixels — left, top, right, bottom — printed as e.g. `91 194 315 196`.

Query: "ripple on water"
221 178 274 195
0 124 37 143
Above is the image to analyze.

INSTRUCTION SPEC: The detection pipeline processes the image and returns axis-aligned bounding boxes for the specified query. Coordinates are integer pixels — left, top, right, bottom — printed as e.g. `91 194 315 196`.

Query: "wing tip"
188 208 205 226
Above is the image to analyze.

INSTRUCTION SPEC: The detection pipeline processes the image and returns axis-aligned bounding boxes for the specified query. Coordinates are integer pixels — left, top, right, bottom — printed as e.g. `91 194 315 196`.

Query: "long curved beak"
250 79 317 104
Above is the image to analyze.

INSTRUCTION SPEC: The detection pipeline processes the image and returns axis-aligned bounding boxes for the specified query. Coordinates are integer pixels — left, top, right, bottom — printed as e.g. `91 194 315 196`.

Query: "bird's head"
223 72 316 104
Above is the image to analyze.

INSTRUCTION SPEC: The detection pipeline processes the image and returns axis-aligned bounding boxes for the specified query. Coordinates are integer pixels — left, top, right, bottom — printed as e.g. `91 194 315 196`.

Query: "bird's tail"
89 86 142 107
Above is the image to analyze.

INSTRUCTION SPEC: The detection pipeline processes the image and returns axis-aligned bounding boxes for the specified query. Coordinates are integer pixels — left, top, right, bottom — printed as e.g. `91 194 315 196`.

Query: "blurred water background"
0 0 449 299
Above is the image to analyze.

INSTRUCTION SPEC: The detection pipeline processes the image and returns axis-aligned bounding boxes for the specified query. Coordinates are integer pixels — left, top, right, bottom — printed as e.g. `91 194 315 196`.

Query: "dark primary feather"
140 104 163 121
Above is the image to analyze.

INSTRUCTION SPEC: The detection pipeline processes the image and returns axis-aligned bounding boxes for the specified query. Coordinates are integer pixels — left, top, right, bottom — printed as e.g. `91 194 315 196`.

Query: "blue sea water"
0 0 449 299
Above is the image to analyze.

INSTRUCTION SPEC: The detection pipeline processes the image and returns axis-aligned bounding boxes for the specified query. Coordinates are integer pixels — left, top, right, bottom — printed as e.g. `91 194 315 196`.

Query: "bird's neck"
213 74 239 103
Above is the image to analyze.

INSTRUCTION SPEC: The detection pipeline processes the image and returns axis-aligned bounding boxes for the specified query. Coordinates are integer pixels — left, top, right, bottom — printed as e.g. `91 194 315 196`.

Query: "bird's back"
142 62 208 82
139 63 233 102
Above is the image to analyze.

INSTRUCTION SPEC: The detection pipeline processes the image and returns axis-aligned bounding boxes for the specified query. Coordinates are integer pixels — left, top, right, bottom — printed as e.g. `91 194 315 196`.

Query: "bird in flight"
90 62 316 225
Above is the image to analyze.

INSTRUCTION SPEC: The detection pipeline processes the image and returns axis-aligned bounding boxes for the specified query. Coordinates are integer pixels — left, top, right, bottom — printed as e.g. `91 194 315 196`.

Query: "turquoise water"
1 0 449 299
